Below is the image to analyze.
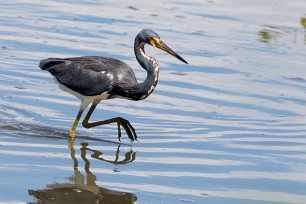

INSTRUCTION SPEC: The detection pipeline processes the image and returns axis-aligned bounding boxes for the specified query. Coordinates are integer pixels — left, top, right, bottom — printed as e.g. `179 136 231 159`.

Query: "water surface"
0 0 306 203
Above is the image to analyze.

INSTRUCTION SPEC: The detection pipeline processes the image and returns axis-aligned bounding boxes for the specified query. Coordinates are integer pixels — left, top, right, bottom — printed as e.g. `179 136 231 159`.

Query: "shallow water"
1 0 306 203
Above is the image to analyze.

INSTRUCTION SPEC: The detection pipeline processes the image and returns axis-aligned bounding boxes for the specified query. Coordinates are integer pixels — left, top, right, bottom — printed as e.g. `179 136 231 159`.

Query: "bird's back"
40 56 138 97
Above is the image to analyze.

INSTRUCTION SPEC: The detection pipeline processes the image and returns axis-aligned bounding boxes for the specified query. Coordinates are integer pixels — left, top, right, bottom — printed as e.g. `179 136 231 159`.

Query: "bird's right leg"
69 99 91 138
82 99 137 141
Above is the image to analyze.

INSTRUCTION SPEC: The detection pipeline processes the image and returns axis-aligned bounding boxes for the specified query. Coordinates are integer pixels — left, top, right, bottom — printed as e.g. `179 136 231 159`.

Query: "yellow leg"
68 99 91 138
69 109 84 137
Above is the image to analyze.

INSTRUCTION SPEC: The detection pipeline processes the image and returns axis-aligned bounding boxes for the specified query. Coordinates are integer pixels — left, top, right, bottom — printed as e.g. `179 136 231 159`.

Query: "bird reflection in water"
28 138 137 204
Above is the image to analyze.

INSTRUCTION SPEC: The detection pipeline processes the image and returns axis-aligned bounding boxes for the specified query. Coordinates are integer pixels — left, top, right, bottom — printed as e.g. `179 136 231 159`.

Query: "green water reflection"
301 17 306 29
28 139 137 204
258 16 306 44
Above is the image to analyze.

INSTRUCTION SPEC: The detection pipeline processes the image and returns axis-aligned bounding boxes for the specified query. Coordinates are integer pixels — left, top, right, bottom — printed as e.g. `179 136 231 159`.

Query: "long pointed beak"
149 37 188 64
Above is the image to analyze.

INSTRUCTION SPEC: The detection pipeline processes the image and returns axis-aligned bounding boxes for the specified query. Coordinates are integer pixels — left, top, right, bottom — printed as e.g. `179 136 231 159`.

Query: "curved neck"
131 37 160 100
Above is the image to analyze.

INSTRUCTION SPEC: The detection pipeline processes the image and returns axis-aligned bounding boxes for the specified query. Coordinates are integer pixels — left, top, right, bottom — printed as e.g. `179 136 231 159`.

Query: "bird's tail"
39 58 66 70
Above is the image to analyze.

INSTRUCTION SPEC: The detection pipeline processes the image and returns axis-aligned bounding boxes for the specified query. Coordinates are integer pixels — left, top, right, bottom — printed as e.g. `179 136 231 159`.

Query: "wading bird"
40 29 188 141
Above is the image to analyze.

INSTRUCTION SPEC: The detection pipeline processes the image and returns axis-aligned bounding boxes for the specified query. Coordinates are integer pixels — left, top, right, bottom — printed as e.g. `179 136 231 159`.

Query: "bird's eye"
147 36 155 45
147 35 153 45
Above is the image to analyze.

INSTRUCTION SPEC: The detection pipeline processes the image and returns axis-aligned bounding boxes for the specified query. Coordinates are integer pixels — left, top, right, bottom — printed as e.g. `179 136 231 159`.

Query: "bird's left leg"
69 99 91 138
82 99 137 141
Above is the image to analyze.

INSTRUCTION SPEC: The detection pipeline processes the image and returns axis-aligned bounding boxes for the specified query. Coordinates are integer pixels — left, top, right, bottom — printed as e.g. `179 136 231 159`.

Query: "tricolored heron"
40 29 188 142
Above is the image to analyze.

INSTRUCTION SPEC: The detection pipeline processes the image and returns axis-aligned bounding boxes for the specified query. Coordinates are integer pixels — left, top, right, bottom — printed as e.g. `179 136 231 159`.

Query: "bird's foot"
117 117 137 142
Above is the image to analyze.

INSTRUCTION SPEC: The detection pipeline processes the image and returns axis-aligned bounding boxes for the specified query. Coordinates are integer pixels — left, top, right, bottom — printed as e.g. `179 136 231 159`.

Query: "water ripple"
1 0 306 203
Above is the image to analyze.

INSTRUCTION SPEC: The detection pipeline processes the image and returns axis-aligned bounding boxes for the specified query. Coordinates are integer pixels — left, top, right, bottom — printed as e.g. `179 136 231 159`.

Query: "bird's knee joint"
82 121 90 129
117 117 124 121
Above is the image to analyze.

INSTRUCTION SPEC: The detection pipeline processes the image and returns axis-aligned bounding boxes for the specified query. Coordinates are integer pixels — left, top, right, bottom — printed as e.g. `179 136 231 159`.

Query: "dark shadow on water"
28 138 137 204
0 120 134 145
80 142 136 165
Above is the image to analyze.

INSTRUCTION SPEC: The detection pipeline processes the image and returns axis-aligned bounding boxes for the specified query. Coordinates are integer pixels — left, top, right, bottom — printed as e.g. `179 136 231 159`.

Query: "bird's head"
138 29 188 64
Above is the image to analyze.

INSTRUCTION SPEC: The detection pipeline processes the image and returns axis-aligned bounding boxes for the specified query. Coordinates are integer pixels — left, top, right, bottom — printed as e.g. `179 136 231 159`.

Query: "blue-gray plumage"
40 57 137 97
40 29 188 141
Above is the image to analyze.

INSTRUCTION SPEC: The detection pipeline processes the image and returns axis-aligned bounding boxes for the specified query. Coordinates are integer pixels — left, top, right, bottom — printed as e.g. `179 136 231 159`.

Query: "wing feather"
40 56 138 97
40 57 109 96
